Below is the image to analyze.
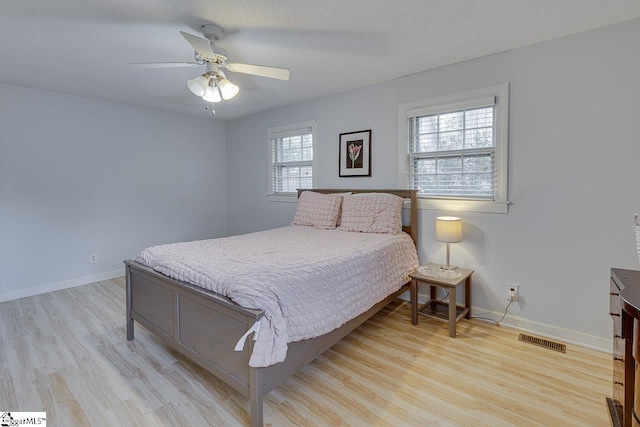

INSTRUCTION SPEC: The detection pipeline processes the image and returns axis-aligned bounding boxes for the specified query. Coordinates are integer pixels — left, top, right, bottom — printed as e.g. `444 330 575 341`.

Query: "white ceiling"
2 1 639 121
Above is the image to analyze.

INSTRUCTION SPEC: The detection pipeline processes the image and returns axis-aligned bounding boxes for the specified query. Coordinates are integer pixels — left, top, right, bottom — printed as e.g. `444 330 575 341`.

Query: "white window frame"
267 120 317 202
398 84 510 214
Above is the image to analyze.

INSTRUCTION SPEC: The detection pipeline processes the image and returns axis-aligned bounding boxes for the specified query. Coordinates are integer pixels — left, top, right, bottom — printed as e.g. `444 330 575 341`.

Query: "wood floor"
0 277 612 426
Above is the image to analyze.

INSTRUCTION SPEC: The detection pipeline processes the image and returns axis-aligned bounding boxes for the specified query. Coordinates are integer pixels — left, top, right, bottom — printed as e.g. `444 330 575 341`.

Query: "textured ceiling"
1 1 639 120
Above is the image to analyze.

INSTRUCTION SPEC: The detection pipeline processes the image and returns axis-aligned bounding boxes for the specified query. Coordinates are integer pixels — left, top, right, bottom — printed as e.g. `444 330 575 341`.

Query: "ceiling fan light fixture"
202 79 222 103
187 74 209 97
132 26 290 115
218 77 239 100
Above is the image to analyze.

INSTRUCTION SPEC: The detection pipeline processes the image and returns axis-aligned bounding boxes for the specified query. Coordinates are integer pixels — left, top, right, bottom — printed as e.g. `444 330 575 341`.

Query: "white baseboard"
399 290 611 354
0 269 125 303
484 310 612 354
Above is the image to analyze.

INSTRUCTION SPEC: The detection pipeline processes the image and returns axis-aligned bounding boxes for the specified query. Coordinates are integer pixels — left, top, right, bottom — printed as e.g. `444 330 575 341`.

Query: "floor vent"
518 333 566 353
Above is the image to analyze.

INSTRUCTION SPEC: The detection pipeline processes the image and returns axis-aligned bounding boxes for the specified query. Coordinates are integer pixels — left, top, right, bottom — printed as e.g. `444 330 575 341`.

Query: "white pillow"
334 191 352 226
338 193 403 234
292 191 343 229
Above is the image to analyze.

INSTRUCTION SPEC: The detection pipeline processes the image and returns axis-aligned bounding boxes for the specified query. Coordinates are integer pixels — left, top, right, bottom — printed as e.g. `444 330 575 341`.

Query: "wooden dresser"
611 268 640 426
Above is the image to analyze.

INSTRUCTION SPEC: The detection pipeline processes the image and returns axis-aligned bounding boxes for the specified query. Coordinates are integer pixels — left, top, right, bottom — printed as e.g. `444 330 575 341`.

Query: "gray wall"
225 19 640 349
0 84 228 298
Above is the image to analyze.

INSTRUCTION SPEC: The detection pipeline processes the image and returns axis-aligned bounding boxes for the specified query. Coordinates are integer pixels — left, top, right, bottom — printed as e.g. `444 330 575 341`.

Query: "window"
268 120 316 201
399 84 509 213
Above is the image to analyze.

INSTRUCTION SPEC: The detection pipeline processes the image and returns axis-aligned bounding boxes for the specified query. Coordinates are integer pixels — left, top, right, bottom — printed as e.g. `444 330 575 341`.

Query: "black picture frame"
339 130 371 177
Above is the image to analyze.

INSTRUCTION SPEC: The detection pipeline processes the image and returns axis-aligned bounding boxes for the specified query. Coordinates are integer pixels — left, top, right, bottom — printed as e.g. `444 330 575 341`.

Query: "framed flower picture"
339 129 371 177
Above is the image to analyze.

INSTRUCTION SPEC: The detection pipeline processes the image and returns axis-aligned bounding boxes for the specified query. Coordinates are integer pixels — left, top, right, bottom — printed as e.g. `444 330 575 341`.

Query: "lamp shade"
435 216 462 243
187 75 209 97
218 77 239 100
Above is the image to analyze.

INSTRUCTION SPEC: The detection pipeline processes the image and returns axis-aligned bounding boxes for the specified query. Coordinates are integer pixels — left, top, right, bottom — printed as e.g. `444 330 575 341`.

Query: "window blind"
269 126 314 194
407 103 496 200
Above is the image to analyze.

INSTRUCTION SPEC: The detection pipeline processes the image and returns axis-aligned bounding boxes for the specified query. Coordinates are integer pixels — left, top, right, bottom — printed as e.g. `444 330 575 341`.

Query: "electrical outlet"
506 284 519 301
89 253 98 264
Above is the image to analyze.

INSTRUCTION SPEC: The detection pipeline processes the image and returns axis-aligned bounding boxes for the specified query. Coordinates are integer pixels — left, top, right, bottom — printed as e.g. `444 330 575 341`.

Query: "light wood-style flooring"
0 277 611 426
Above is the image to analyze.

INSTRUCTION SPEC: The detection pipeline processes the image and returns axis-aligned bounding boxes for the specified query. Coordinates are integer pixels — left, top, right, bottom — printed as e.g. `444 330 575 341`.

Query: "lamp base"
441 242 458 270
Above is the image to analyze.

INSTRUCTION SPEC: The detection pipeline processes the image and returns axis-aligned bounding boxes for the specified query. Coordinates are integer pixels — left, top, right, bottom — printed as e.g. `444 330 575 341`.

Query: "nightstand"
409 263 473 337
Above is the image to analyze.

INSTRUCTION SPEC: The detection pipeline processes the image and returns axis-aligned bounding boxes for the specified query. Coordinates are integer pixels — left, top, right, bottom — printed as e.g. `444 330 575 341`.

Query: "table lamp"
435 216 462 270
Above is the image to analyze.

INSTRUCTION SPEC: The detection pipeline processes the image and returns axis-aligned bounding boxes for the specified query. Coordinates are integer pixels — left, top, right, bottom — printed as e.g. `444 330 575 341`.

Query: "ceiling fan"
129 25 290 114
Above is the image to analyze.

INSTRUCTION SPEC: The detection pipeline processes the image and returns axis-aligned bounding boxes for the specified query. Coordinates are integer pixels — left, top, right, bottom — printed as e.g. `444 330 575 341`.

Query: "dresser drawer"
611 278 624 341
615 335 624 357
611 278 621 309
613 318 624 346
612 357 625 405
612 276 622 293
611 299 622 319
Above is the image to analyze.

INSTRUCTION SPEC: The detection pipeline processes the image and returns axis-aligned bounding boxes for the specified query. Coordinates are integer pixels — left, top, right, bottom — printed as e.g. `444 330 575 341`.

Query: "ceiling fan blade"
127 62 203 68
224 62 290 80
180 31 216 61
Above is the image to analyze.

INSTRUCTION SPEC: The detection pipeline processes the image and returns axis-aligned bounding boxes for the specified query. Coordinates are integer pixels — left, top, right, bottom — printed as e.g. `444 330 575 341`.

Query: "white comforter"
136 225 418 367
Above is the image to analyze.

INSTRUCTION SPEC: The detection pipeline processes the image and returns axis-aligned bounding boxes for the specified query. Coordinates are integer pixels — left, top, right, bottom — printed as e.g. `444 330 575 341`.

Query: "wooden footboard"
125 260 408 427
125 261 262 391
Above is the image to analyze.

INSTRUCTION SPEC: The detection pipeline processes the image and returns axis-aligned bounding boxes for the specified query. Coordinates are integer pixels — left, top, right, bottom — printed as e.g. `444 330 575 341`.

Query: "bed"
124 189 418 426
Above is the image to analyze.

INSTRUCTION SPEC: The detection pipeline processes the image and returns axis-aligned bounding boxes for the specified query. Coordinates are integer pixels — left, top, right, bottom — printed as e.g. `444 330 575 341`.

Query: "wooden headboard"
296 189 419 245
